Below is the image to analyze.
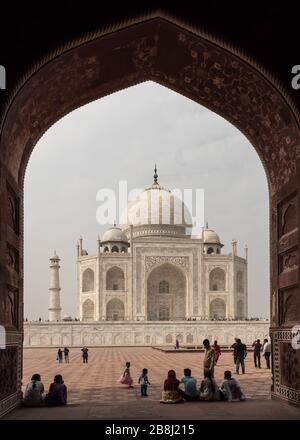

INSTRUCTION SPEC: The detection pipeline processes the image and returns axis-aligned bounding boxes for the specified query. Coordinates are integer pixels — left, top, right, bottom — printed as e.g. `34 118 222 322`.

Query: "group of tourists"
118 339 246 403
24 335 270 408
56 348 69 363
251 338 271 369
229 337 271 374
118 365 245 404
160 369 245 403
23 374 67 407
56 347 89 363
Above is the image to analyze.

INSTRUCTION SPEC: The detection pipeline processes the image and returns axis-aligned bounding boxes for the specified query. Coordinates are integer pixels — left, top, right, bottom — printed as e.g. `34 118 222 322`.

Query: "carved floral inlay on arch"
145 256 189 273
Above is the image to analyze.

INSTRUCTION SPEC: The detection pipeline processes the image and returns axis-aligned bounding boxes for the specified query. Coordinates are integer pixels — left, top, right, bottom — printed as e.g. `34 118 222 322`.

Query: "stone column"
96 236 101 321
244 245 248 318
48 252 62 321
231 239 237 319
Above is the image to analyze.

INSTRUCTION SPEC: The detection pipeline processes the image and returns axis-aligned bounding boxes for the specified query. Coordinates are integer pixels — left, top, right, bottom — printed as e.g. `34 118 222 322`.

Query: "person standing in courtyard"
57 348 63 364
231 338 238 365
252 339 262 368
212 340 221 364
119 361 133 388
138 368 150 397
64 347 70 363
203 339 215 378
234 338 247 374
263 338 271 369
175 338 180 350
81 346 88 363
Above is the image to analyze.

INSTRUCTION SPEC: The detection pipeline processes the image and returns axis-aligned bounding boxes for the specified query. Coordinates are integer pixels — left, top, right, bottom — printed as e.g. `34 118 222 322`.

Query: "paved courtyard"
4 347 300 420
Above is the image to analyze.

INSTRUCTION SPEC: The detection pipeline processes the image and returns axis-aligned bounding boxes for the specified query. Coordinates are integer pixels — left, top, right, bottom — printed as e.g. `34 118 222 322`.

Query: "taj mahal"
24 169 269 347
77 170 248 323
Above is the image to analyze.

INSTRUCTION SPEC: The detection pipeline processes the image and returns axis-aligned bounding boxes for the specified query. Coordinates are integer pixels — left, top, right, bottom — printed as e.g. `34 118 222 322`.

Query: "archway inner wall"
0 16 300 415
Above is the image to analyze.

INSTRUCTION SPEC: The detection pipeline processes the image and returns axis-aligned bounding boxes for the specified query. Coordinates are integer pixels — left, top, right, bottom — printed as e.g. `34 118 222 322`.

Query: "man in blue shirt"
179 368 199 401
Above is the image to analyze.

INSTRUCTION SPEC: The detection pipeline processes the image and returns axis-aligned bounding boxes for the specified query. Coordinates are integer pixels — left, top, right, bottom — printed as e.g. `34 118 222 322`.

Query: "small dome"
200 225 221 244
102 226 128 243
50 251 60 261
62 314 72 321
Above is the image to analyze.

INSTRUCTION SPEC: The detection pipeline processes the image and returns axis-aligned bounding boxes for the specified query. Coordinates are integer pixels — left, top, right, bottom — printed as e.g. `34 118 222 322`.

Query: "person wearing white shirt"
23 374 45 406
262 338 271 369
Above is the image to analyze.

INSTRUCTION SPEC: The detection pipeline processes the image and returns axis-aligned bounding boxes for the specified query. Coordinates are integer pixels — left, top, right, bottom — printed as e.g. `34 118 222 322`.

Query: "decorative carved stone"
278 196 297 239
0 347 18 399
278 249 299 289
6 184 19 235
280 250 298 272
280 287 300 326
271 290 277 327
1 287 19 328
6 244 19 273
280 343 300 391
23 320 270 347
145 256 189 273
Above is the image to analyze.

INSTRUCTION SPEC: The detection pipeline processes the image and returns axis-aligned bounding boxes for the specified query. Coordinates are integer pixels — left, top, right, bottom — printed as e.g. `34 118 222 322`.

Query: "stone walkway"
4 347 300 419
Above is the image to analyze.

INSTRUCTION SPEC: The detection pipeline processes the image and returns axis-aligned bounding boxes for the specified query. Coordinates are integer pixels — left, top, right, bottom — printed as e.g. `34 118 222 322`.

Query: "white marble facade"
77 175 248 323
24 321 270 347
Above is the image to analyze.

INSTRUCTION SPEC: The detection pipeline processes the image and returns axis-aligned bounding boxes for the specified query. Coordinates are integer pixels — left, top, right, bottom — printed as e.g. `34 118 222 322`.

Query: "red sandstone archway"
0 13 300 415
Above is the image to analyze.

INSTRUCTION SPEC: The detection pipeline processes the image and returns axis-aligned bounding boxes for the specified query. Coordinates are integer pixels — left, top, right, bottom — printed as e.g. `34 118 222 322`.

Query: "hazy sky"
24 81 269 320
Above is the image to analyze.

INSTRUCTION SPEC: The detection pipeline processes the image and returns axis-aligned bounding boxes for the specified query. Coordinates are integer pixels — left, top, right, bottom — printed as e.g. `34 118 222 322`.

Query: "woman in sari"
118 361 133 388
160 370 184 404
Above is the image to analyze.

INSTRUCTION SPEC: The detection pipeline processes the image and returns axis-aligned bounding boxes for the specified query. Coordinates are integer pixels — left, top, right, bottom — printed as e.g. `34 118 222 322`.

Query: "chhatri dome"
200 223 222 244
102 225 128 243
120 165 193 238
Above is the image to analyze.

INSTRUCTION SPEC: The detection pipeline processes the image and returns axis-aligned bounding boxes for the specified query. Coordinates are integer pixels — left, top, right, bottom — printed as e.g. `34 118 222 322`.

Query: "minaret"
48 251 62 321
231 239 237 257
244 244 248 261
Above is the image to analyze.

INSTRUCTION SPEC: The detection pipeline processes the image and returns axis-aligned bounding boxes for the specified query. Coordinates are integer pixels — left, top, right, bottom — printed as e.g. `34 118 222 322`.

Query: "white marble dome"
102 226 128 243
200 226 221 243
120 182 192 229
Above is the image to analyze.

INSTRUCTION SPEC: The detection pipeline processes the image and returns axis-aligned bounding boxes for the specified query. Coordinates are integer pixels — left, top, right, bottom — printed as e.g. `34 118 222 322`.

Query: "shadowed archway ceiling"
1 16 299 195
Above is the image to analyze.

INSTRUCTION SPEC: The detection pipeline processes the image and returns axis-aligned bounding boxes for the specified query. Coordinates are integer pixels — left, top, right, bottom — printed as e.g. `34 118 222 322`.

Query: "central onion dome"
121 166 192 238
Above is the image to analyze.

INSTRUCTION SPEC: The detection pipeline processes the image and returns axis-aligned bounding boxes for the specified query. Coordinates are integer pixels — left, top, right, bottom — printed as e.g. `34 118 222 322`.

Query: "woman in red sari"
212 340 221 364
160 370 184 403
